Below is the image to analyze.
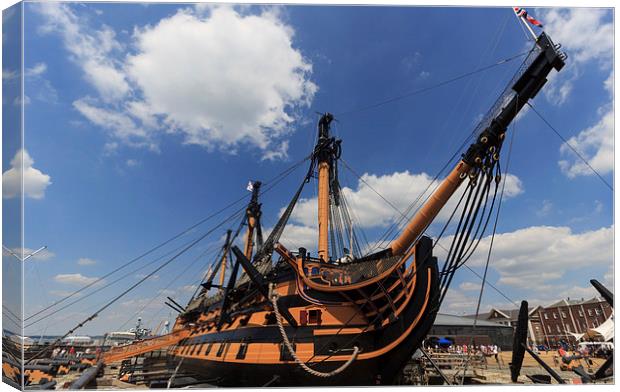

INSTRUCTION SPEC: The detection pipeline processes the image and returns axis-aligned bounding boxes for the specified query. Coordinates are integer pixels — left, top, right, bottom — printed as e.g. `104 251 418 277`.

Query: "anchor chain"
269 284 360 378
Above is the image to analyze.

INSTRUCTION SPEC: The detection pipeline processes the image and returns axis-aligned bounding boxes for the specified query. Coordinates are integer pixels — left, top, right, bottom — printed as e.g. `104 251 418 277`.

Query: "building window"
588 309 593 316
578 310 584 317
556 325 561 333
544 313 549 320
595 309 601 315
553 313 558 319
561 311 567 318
547 325 551 333
204 343 213 356
565 324 570 332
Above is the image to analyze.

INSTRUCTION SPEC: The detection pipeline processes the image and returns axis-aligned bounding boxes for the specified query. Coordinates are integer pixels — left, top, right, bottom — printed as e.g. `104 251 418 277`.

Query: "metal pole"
519 16 538 40
522 343 565 384
512 9 538 41
419 348 452 385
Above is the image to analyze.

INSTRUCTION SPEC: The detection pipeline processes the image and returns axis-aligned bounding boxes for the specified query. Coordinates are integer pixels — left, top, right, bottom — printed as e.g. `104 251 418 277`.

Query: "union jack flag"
514 7 544 28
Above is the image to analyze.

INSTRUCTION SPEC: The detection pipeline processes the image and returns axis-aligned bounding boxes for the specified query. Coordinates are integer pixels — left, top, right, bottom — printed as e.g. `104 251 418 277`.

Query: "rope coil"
269 285 360 378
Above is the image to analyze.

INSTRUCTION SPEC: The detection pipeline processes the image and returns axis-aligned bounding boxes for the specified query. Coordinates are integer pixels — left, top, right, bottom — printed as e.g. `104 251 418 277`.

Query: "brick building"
538 297 613 347
466 297 612 348
466 306 545 346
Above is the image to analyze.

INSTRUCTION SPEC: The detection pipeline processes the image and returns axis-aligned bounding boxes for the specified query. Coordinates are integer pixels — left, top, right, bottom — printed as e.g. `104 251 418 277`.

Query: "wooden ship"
5 11 571 389
131 31 565 386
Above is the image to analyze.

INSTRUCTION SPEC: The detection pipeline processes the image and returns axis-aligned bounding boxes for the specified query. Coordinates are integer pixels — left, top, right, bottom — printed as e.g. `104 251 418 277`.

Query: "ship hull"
169 240 439 387
178 304 437 386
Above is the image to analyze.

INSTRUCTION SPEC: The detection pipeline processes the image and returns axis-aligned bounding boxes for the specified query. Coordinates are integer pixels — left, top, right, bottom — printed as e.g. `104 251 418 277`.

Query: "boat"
13 10 568 388
105 318 153 346
158 30 566 386
61 336 93 347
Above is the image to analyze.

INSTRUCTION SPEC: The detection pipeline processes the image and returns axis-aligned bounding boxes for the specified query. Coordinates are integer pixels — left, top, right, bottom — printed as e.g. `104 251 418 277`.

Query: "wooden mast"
390 162 470 255
243 181 262 260
390 32 565 256
317 114 334 262
218 230 232 287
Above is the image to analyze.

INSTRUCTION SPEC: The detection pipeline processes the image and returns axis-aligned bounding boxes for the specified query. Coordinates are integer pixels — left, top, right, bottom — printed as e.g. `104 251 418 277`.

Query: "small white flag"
246 181 254 192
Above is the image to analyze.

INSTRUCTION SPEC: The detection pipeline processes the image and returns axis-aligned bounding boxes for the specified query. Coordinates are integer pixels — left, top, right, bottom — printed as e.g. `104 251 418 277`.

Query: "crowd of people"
51 346 100 358
425 341 504 366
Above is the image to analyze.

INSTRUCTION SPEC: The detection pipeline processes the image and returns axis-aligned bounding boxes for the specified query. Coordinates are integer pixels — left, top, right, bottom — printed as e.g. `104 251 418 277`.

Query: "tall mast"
390 33 565 256
243 181 262 260
218 230 233 287
317 113 334 262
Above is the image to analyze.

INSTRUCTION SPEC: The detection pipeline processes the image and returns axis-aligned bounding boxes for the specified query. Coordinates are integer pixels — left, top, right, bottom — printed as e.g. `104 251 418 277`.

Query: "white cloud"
276 170 523 254
54 273 98 285
262 141 289 161
540 8 613 107
126 6 316 151
604 70 613 96
542 8 612 66
35 3 316 158
14 95 31 106
288 170 523 230
278 224 317 252
594 200 604 214
440 225 613 291
50 290 82 297
36 3 129 102
558 107 613 178
25 63 47 77
121 298 160 309
135 273 159 281
2 68 17 81
543 71 574 106
441 292 476 313
536 199 553 217
2 149 52 199
73 98 157 150
126 159 139 167
458 281 481 291
178 285 198 293
77 257 96 266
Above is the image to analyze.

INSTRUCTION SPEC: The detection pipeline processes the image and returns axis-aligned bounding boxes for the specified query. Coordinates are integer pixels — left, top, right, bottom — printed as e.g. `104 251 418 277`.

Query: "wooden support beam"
231 246 298 328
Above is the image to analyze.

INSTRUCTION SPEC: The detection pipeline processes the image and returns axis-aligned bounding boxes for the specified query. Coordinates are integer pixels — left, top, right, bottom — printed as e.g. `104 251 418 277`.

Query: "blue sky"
2 3 613 336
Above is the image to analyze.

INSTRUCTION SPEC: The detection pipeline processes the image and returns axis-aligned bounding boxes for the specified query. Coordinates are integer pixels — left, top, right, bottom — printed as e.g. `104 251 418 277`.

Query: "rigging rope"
434 242 518 307
457 97 518 384
527 102 613 191
115 240 222 332
336 50 531 117
24 207 247 329
25 202 246 364
26 155 310 322
25 236 208 328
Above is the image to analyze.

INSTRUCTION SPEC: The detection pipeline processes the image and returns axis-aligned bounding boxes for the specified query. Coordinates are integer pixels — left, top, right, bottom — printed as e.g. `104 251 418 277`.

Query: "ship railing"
275 243 415 292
